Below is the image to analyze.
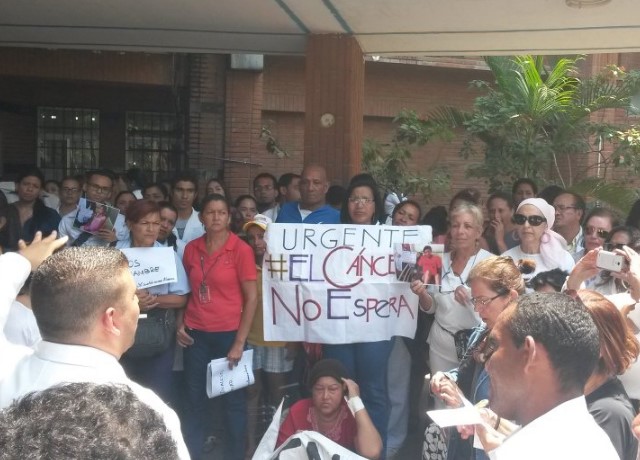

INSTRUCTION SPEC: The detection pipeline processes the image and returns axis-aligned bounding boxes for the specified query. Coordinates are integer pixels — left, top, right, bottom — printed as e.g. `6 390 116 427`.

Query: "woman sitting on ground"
276 359 382 460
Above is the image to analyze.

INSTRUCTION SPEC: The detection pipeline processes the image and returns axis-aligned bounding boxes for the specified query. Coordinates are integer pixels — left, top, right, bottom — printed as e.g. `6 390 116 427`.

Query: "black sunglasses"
513 214 547 226
585 226 610 240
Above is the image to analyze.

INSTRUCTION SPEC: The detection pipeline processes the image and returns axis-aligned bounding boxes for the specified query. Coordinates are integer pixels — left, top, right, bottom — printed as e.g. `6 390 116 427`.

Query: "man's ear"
101 307 121 337
522 335 538 372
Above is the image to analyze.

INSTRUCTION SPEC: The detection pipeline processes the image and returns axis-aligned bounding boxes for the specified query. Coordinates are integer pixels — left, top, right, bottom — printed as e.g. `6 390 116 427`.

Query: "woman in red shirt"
177 193 258 460
277 359 382 459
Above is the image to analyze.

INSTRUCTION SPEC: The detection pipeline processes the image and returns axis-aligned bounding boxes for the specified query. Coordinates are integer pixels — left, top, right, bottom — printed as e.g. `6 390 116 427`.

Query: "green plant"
362 112 451 202
403 55 640 197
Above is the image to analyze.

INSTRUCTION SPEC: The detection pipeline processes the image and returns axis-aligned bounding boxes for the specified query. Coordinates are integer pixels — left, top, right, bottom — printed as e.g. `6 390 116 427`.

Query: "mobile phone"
596 250 626 272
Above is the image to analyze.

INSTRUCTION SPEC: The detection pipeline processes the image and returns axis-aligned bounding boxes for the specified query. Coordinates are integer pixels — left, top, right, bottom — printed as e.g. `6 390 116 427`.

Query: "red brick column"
304 35 364 186
224 70 264 198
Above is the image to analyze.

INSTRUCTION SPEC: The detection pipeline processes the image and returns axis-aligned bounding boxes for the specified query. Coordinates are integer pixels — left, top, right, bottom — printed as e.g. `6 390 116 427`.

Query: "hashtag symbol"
265 254 288 280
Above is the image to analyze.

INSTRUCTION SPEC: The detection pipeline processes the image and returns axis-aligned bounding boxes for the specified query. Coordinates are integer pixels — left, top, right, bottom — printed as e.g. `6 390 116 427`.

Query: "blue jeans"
323 340 392 447
183 329 247 460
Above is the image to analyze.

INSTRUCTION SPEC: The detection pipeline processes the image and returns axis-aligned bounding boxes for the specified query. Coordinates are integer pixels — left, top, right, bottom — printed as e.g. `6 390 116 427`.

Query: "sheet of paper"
206 349 254 398
427 405 483 428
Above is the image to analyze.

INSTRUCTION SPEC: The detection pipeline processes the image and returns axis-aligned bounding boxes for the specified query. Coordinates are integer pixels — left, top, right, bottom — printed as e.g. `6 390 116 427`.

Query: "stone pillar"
304 34 364 186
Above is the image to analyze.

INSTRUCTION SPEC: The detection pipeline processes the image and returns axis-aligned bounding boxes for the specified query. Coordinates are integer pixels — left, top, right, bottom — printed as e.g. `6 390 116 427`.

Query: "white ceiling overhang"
0 0 639 56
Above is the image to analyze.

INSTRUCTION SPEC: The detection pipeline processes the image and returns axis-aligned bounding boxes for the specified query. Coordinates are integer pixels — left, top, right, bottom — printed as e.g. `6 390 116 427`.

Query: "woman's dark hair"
606 226 640 251
511 178 538 197
158 201 178 215
487 191 514 210
449 188 481 209
392 200 422 223
529 268 568 292
583 207 619 230
201 193 229 212
206 178 227 197
142 183 169 201
626 199 640 229
340 177 384 224
537 185 564 206
234 194 257 209
125 199 160 223
115 191 136 206
421 206 448 237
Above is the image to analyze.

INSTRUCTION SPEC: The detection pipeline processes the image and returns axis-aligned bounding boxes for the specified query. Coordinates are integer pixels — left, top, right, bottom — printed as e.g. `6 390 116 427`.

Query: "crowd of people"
2 165 640 460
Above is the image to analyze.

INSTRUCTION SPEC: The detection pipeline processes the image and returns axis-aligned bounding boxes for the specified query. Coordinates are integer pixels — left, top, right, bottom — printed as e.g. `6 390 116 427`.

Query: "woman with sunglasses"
581 208 619 258
501 198 574 285
565 226 640 296
421 256 525 460
410 203 493 404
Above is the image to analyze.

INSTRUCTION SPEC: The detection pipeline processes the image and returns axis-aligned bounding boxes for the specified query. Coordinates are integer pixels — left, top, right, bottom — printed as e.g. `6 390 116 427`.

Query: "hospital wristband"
347 396 365 414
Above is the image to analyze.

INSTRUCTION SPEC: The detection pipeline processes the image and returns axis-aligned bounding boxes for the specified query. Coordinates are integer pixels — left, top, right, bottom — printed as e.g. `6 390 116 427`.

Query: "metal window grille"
125 111 178 182
37 107 99 181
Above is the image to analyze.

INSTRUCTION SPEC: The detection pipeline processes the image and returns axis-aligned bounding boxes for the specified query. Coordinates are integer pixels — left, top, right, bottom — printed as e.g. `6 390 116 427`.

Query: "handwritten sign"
206 349 254 398
263 224 431 344
120 247 177 289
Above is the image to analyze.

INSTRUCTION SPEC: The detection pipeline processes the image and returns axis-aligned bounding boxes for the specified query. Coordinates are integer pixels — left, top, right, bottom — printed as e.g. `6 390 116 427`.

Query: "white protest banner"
120 247 177 289
263 224 431 344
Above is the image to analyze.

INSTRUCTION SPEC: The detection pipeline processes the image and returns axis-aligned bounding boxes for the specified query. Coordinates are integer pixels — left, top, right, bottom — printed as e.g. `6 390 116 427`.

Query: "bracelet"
493 415 501 430
347 396 365 414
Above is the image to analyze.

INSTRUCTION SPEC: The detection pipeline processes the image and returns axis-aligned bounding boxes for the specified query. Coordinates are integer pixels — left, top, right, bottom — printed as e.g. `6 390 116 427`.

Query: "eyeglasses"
438 269 467 294
61 187 80 193
585 226 610 240
86 183 112 195
254 185 274 192
349 197 374 206
476 339 498 364
554 205 577 213
513 214 547 226
470 292 505 307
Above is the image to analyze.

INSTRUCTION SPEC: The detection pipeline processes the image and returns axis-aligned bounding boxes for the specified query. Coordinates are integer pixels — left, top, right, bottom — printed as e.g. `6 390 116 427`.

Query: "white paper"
206 349 254 398
427 406 484 428
120 247 178 289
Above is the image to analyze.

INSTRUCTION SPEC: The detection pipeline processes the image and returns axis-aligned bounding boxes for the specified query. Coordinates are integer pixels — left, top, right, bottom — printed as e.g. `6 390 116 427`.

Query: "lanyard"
200 253 223 288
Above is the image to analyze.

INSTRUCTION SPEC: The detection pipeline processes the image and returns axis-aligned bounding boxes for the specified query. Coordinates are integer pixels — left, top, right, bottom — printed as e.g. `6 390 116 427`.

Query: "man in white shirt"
0 231 67 381
171 172 204 244
0 246 190 459
552 191 585 260
58 169 128 247
479 292 617 460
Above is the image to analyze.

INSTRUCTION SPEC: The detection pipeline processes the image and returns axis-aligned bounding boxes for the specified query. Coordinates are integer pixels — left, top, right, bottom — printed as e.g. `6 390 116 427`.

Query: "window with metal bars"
37 107 100 181
125 111 178 182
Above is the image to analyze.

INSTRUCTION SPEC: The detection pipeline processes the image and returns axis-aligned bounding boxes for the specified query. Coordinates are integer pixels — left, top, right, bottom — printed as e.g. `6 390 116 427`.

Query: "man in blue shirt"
276 165 340 225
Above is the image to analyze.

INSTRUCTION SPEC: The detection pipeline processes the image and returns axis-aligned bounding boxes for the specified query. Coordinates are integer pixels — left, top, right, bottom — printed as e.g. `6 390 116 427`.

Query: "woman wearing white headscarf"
502 197 575 286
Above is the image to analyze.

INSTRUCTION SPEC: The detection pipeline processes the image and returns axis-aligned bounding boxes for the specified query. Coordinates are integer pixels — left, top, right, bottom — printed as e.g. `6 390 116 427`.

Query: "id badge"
199 284 211 304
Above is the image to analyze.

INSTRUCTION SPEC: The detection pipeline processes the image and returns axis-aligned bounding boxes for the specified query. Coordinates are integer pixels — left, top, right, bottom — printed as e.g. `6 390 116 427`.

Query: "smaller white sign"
206 349 255 398
120 247 177 289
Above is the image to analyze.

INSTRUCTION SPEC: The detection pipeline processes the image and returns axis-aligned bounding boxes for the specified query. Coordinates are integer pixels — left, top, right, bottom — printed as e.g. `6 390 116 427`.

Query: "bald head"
299 165 329 211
